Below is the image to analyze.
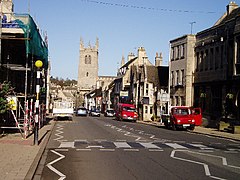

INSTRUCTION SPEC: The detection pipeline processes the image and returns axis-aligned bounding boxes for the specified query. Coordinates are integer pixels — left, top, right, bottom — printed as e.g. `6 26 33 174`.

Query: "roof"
215 7 240 26
120 57 138 69
146 65 158 84
197 4 240 36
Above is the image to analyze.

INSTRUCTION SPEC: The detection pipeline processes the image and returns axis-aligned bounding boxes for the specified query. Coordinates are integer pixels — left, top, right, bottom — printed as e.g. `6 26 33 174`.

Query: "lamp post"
34 60 43 145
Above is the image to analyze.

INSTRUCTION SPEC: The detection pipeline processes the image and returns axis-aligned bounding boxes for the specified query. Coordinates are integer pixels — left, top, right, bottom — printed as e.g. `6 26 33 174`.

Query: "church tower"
77 37 99 94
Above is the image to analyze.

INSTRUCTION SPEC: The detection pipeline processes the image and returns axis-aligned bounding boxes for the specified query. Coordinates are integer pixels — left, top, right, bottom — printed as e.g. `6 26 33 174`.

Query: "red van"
116 103 138 122
167 106 202 130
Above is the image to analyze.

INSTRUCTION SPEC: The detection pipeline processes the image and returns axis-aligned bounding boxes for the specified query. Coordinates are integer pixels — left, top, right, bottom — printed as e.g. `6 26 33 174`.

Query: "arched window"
86 72 89 77
85 55 91 64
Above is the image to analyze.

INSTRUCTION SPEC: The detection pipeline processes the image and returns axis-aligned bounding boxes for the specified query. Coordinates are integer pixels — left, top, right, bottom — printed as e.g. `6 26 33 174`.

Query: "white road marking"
55 149 69 152
227 148 240 151
47 150 66 180
171 149 240 179
114 142 132 148
75 139 88 142
224 151 238 154
149 149 164 152
54 124 65 142
95 139 107 142
135 137 142 141
116 139 127 142
165 143 188 149
100 149 115 152
139 142 161 149
58 142 74 148
173 141 186 143
198 150 214 153
86 145 104 148
189 144 214 150
76 149 92 151
192 142 203 144
136 139 147 142
124 149 139 152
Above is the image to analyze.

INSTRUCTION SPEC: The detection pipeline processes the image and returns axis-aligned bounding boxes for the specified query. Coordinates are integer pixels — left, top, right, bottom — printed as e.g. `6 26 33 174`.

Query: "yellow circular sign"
35 60 43 68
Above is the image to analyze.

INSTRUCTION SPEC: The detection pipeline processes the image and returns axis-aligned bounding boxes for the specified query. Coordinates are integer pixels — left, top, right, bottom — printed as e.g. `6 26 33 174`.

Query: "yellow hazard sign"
7 96 17 110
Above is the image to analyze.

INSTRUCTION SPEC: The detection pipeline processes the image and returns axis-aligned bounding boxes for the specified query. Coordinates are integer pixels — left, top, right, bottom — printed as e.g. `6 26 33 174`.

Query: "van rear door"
193 108 202 126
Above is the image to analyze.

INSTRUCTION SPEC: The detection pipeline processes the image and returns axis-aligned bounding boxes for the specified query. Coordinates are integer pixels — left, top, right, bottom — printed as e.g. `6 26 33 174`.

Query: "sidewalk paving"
0 119 55 180
139 120 240 142
0 119 239 180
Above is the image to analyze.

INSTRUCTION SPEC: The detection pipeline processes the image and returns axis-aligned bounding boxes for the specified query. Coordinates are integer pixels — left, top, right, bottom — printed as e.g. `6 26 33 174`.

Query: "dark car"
76 107 88 116
104 109 115 117
89 109 101 117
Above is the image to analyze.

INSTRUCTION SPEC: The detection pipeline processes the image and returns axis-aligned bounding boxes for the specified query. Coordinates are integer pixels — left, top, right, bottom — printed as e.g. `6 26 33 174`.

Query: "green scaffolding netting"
14 14 48 68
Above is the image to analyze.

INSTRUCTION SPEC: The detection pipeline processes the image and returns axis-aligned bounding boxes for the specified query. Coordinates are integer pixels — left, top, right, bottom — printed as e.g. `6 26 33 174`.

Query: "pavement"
0 118 55 180
0 118 239 180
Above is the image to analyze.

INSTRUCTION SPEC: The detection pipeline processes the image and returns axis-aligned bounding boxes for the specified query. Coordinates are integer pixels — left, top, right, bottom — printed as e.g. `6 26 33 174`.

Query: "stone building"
77 38 99 105
169 35 196 107
130 51 169 121
194 1 240 121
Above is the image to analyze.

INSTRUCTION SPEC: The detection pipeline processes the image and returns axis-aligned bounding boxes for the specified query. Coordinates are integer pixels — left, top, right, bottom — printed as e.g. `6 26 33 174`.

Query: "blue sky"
13 0 238 80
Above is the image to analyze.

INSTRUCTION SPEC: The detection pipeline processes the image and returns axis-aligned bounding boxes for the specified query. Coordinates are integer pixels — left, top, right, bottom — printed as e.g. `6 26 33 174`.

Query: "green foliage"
50 76 77 87
0 81 12 114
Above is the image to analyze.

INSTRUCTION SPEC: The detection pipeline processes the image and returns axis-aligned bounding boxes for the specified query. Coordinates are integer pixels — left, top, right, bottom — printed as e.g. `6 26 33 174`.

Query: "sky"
13 0 239 80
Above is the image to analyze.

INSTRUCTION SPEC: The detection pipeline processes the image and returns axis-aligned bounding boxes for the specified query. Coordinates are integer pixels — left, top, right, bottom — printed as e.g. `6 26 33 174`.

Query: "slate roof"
215 7 240 26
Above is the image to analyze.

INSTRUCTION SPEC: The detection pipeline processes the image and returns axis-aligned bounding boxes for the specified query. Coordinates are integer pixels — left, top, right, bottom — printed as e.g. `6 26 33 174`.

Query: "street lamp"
34 60 43 145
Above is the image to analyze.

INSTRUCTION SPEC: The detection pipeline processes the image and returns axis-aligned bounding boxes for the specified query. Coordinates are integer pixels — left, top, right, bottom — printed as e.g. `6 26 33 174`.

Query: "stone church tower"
77 38 99 104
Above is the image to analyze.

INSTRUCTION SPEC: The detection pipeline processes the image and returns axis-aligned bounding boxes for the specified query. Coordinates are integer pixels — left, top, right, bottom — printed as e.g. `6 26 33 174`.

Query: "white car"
104 109 115 117
90 109 101 117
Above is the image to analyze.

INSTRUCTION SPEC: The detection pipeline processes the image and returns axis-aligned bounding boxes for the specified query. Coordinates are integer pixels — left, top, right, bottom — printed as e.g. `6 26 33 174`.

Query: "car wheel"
189 126 195 131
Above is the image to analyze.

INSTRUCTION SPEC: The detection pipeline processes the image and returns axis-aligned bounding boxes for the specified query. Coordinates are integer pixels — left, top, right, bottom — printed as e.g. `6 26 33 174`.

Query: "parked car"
89 109 101 117
76 107 88 116
104 109 115 117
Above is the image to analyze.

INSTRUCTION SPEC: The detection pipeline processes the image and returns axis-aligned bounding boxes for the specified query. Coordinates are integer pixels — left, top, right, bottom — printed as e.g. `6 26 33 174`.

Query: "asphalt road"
34 115 240 180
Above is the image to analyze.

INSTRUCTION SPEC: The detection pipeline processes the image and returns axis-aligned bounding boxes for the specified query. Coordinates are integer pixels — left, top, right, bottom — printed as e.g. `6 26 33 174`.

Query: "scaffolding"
0 9 48 137
0 96 46 138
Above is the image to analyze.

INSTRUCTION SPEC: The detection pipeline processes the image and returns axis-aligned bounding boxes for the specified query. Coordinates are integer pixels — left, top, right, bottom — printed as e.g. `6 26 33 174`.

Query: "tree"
0 81 13 114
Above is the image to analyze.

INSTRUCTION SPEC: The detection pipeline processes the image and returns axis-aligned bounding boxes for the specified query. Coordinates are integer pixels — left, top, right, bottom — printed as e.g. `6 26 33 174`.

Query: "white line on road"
76 149 92 151
124 149 139 152
171 149 240 180
139 142 161 149
86 146 104 148
47 150 66 180
114 142 132 148
54 124 65 142
189 144 214 150
58 142 75 148
149 149 164 152
224 151 238 154
55 149 69 152
100 149 115 152
173 141 186 143
116 139 127 142
165 143 188 149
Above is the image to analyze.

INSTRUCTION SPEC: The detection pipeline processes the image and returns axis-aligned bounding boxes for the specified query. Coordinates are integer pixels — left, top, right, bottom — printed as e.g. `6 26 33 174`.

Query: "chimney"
138 47 147 65
128 52 135 61
227 1 238 15
155 52 163 67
